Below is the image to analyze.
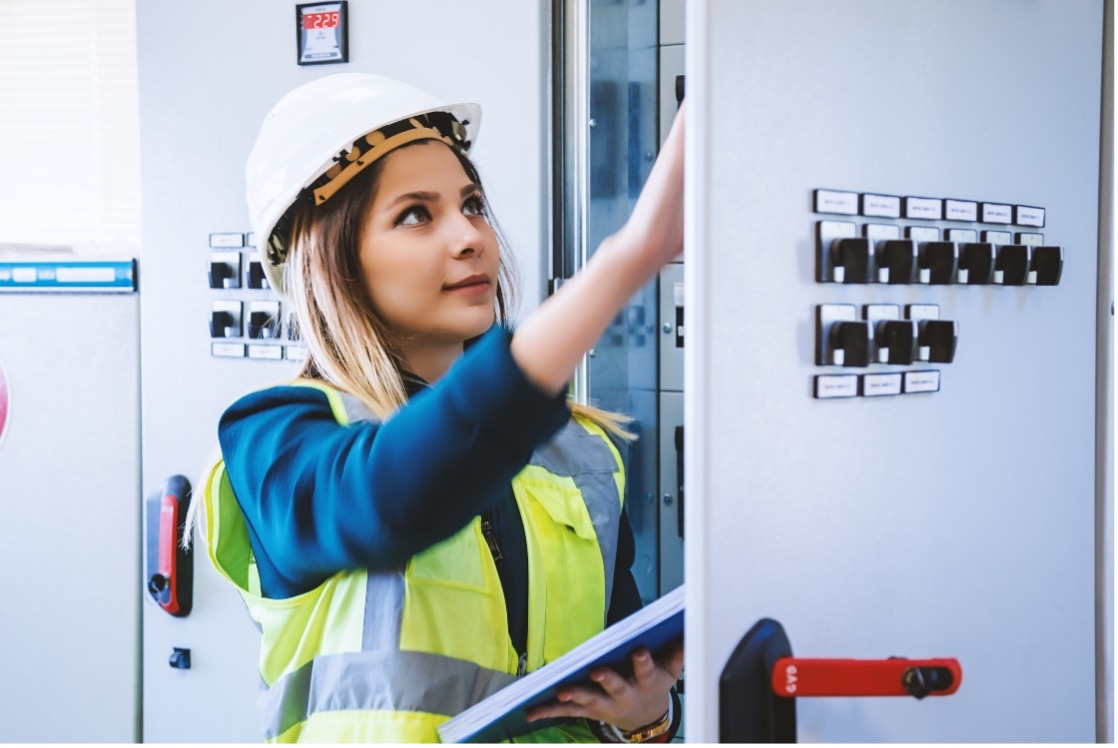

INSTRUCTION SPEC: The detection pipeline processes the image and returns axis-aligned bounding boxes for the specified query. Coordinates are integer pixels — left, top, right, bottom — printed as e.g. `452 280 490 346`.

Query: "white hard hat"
246 73 481 293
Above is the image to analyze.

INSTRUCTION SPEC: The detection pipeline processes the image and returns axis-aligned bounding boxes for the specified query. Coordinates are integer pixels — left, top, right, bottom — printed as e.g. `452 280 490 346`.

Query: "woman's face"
359 141 500 346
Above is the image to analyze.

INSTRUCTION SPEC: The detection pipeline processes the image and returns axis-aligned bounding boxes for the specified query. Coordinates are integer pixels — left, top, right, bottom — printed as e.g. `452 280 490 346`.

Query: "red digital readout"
303 11 340 29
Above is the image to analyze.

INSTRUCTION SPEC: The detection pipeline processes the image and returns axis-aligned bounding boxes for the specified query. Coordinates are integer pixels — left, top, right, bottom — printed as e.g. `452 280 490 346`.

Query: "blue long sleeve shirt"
218 326 643 653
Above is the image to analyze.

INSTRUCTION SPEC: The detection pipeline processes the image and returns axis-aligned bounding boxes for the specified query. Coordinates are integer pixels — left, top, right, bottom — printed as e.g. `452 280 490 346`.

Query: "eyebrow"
386 184 481 209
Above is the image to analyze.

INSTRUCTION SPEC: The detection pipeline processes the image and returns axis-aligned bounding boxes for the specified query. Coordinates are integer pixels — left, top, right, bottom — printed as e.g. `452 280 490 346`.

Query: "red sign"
0 359 8 447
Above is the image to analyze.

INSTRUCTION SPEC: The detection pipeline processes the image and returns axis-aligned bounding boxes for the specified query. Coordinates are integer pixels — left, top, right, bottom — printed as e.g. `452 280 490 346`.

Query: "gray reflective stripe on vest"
260 649 519 739
529 421 624 616
337 391 378 426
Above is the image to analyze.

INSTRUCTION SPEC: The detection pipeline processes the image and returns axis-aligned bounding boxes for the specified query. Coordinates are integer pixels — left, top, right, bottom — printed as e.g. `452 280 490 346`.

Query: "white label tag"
905 197 942 220
285 346 308 362
1017 232 1044 246
862 373 903 397
212 343 245 358
815 190 859 215
981 203 1012 224
209 232 246 248
904 370 941 393
907 226 940 241
984 231 1012 244
1015 206 1045 227
814 375 858 399
862 194 901 218
56 267 115 283
945 199 978 222
248 345 283 360
865 224 900 241
907 304 940 321
946 229 977 243
673 282 684 307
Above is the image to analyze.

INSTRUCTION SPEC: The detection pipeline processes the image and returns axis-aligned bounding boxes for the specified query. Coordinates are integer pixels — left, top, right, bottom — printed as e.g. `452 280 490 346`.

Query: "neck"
397 337 464 384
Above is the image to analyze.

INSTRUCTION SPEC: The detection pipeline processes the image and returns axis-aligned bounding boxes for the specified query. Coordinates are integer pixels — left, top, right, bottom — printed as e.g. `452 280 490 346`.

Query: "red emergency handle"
772 657 962 699
157 494 181 614
145 475 193 618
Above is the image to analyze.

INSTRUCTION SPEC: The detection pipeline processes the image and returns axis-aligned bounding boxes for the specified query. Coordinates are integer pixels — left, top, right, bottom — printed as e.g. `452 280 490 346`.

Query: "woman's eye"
462 196 485 216
396 205 431 226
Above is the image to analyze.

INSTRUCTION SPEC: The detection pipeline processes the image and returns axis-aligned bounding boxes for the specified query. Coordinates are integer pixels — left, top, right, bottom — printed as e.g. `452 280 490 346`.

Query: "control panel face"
687 1 1101 742
810 188 1061 400
206 232 306 362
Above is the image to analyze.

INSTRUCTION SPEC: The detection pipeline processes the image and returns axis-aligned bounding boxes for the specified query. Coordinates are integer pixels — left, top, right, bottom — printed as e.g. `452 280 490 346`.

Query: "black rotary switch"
248 310 277 339
1031 246 1063 286
918 242 959 285
876 240 917 285
835 321 871 367
246 258 268 289
208 261 234 289
209 310 236 339
995 245 1031 286
832 238 872 284
918 320 958 364
876 320 917 365
958 243 995 285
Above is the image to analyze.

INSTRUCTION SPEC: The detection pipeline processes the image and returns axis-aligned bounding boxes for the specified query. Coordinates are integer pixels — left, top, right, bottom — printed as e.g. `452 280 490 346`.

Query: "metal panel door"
685 0 1109 741
0 271 140 741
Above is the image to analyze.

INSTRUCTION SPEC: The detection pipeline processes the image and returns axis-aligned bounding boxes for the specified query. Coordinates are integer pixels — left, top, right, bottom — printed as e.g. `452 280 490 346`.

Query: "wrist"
598 696 673 743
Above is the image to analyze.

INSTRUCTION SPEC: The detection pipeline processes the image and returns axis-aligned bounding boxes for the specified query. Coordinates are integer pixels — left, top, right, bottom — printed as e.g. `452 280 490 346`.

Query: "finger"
661 643 685 681
590 668 631 699
632 648 658 688
562 685 607 712
526 703 593 723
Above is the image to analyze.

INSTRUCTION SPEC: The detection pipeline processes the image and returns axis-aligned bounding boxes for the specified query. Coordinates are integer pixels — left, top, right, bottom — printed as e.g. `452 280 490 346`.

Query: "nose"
447 211 485 259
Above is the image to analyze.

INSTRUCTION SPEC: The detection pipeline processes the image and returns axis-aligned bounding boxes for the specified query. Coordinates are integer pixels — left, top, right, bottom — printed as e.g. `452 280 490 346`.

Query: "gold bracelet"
619 708 671 743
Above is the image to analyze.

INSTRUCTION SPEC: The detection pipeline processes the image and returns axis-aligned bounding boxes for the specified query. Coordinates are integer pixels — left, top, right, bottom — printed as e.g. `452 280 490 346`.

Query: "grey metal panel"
660 0 685 46
659 263 684 391
659 45 685 148
0 292 140 742
1095 3 1115 740
137 1 550 741
687 0 1103 741
580 0 662 603
658 391 683 594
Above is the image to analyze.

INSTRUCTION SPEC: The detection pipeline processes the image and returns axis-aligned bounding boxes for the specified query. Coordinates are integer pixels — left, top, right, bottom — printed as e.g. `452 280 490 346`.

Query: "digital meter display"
296 2 348 66
302 11 340 30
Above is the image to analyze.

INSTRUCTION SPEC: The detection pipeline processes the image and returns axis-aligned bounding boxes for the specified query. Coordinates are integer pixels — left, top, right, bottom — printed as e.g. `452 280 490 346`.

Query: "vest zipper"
481 511 503 561
483 510 524 676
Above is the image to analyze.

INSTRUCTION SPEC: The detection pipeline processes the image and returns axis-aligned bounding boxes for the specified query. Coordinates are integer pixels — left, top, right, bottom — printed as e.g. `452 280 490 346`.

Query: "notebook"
437 585 685 743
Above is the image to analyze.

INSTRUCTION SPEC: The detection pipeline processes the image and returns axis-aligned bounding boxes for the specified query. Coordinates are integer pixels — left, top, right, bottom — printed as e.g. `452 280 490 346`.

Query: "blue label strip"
0 260 136 292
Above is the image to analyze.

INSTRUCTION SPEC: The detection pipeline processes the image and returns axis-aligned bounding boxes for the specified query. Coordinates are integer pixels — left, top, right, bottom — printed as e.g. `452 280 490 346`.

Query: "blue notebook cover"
438 585 685 743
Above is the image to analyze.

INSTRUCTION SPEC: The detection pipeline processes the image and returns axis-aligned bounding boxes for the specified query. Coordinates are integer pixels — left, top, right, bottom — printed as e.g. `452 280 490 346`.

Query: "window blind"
0 0 139 251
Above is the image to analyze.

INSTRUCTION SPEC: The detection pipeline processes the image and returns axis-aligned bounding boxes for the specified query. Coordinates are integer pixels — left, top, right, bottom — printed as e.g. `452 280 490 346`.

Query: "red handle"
157 494 181 614
772 657 962 698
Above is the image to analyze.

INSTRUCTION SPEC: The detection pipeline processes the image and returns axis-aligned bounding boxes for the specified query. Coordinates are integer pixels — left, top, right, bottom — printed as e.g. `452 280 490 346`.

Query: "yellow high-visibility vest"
203 380 625 743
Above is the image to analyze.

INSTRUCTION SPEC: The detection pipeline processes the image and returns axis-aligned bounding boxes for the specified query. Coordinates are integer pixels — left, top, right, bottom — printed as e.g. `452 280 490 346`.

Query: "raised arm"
511 104 685 395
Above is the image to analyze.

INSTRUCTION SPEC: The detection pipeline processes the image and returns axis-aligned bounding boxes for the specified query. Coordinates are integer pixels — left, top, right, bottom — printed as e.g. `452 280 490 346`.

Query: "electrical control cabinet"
685 0 1110 742
137 1 552 741
0 258 140 741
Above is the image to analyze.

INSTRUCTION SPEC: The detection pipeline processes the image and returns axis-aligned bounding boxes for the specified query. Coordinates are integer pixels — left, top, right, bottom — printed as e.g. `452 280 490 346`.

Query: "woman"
194 73 685 743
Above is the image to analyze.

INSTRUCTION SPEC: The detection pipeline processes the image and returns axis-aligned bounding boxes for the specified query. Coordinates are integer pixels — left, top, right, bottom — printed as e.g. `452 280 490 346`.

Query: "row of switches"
209 251 270 290
823 239 1062 286
816 304 957 368
210 301 295 340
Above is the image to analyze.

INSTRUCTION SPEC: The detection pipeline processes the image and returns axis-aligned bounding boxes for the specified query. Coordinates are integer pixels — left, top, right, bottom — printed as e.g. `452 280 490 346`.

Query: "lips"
444 274 490 290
